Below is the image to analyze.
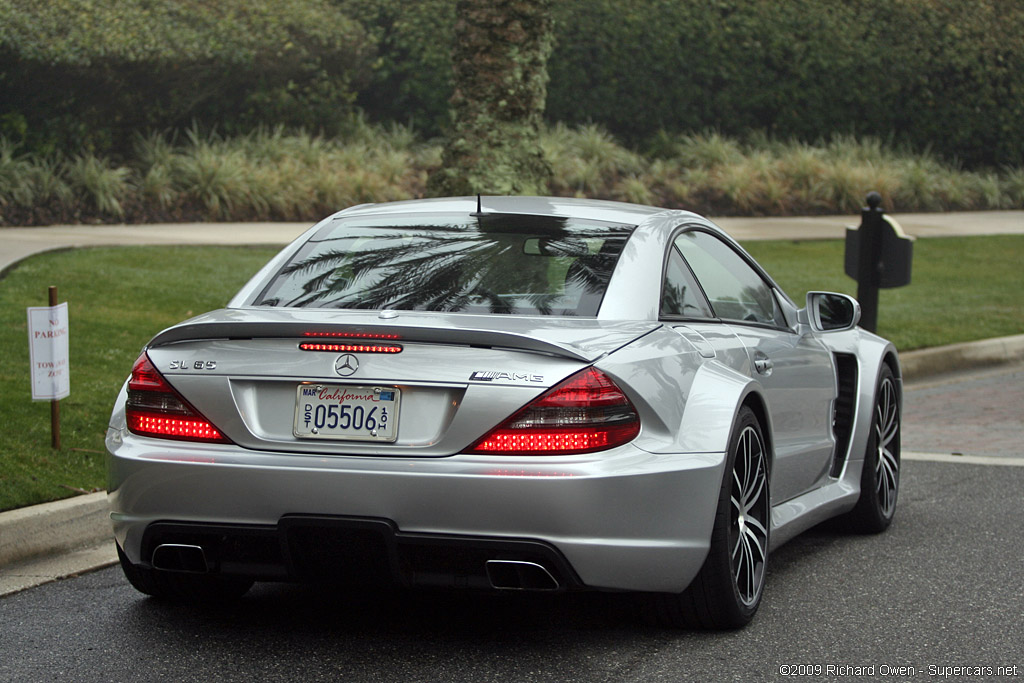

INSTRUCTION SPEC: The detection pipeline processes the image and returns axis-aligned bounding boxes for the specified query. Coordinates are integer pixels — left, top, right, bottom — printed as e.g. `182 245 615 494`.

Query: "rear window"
255 212 635 316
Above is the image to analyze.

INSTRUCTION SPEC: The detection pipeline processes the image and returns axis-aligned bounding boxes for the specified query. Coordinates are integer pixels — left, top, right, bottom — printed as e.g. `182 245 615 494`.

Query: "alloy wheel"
874 376 900 519
730 424 769 607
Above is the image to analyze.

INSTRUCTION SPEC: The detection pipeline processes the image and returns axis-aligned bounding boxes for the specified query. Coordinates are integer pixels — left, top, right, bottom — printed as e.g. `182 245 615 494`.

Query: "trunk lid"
144 308 660 456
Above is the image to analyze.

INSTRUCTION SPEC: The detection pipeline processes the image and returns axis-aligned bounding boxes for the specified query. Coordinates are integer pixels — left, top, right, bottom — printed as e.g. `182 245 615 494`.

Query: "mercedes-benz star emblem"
335 354 359 377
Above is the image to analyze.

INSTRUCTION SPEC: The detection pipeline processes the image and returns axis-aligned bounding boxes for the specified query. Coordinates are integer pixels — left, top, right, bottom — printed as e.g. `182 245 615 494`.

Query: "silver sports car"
106 196 901 628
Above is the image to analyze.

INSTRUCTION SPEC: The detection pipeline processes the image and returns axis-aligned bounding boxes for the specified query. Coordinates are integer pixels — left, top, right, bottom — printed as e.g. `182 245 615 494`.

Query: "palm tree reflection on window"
257 215 631 317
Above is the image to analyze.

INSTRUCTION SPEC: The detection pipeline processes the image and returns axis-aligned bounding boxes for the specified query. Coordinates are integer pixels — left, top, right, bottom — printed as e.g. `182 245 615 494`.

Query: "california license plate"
293 384 400 441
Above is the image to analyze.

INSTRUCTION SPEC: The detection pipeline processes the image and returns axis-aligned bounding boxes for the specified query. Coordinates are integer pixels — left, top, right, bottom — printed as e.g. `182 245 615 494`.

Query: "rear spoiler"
148 308 662 363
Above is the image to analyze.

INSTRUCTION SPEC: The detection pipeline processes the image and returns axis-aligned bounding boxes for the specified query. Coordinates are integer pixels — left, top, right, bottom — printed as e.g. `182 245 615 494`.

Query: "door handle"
754 353 773 376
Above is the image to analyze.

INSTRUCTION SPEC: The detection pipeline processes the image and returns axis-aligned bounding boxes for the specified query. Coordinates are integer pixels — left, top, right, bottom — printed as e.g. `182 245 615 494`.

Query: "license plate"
293 384 400 441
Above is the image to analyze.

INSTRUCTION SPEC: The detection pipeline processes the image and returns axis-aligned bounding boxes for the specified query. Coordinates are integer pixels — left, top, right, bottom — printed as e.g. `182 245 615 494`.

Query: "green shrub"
335 0 456 137
0 140 34 207
2 126 1023 226
336 0 1024 167
63 155 131 217
0 0 374 155
5 0 1023 167
546 0 1024 167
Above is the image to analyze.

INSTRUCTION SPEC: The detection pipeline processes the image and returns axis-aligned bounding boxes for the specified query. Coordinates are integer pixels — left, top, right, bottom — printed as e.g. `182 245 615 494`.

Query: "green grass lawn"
744 235 1024 350
0 246 279 511
1 237 1021 511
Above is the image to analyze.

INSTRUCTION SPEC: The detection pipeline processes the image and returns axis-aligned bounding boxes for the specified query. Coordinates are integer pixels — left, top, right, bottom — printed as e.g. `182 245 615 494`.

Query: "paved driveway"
903 365 1024 459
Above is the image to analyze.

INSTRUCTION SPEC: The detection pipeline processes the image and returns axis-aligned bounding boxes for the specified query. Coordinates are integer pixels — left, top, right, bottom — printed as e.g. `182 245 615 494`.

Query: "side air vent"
830 353 859 477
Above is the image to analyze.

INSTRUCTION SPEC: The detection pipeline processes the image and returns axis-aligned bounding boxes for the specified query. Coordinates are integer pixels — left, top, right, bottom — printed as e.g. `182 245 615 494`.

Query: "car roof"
331 196 704 228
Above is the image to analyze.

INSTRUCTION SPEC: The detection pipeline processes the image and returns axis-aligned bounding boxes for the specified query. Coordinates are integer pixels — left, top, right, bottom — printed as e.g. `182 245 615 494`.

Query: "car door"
668 228 837 502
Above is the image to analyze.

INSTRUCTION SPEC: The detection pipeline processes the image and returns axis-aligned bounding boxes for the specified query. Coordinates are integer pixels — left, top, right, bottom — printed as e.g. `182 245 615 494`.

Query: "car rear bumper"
107 428 725 593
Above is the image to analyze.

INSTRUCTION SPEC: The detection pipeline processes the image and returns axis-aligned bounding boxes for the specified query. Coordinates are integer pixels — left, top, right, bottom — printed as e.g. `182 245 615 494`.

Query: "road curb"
1 335 1022 586
0 491 109 569
900 334 1024 380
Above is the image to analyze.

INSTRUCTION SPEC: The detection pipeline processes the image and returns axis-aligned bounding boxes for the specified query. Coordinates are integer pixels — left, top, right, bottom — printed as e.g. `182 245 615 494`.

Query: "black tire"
843 364 900 533
651 406 770 629
116 543 254 602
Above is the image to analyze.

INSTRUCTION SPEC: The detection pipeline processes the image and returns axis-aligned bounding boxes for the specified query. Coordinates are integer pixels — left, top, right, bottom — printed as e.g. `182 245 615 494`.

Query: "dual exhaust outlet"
150 544 561 591
484 559 560 591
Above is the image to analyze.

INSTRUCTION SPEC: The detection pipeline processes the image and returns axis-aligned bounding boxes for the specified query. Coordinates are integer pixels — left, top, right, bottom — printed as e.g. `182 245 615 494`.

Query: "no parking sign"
27 301 70 401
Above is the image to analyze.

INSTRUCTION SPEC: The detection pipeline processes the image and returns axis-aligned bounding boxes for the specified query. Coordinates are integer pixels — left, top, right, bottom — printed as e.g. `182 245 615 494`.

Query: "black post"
856 192 884 333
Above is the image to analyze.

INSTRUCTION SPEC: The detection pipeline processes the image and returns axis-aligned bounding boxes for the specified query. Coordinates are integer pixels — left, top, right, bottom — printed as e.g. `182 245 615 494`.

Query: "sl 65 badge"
169 360 217 370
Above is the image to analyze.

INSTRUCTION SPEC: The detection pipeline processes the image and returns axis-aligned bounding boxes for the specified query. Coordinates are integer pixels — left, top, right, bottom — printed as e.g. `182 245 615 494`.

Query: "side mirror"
803 292 861 332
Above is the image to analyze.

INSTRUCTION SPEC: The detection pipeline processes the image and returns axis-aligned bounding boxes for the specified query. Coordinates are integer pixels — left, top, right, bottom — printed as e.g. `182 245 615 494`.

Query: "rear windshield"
255 212 634 316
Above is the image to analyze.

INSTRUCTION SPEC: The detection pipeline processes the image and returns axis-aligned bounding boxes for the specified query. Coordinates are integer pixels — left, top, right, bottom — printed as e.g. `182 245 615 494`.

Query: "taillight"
466 367 640 455
303 331 401 340
125 352 230 443
299 342 402 353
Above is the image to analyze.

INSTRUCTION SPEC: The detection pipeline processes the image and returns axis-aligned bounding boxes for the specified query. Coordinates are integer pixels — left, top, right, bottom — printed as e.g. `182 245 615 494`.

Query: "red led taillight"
126 413 227 441
299 342 402 353
303 331 402 340
125 352 230 443
466 367 640 455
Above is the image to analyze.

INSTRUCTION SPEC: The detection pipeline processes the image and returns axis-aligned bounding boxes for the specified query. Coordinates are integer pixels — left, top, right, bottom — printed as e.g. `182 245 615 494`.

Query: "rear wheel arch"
649 402 771 628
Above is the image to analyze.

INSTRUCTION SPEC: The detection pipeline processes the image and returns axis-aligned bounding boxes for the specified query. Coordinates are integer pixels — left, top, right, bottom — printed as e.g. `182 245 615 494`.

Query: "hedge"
546 0 1024 167
0 0 373 154
348 0 1024 167
2 0 1023 167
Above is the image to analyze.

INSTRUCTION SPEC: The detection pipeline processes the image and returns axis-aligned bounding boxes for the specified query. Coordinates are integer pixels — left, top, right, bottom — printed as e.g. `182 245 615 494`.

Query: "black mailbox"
844 214 914 287
843 192 915 332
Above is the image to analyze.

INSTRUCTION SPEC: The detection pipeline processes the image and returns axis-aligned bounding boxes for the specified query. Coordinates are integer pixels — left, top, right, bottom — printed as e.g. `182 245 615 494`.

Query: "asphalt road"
1 369 1022 683
902 365 1024 459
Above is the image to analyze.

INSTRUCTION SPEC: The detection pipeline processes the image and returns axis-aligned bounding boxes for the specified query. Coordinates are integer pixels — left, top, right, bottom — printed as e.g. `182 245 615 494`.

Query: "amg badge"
469 370 544 383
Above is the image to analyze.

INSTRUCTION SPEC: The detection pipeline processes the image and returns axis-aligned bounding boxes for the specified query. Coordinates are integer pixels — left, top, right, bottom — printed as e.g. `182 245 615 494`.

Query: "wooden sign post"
27 285 69 449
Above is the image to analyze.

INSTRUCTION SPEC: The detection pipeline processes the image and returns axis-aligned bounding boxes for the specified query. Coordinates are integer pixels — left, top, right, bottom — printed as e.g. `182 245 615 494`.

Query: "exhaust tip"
485 560 560 591
151 544 208 573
